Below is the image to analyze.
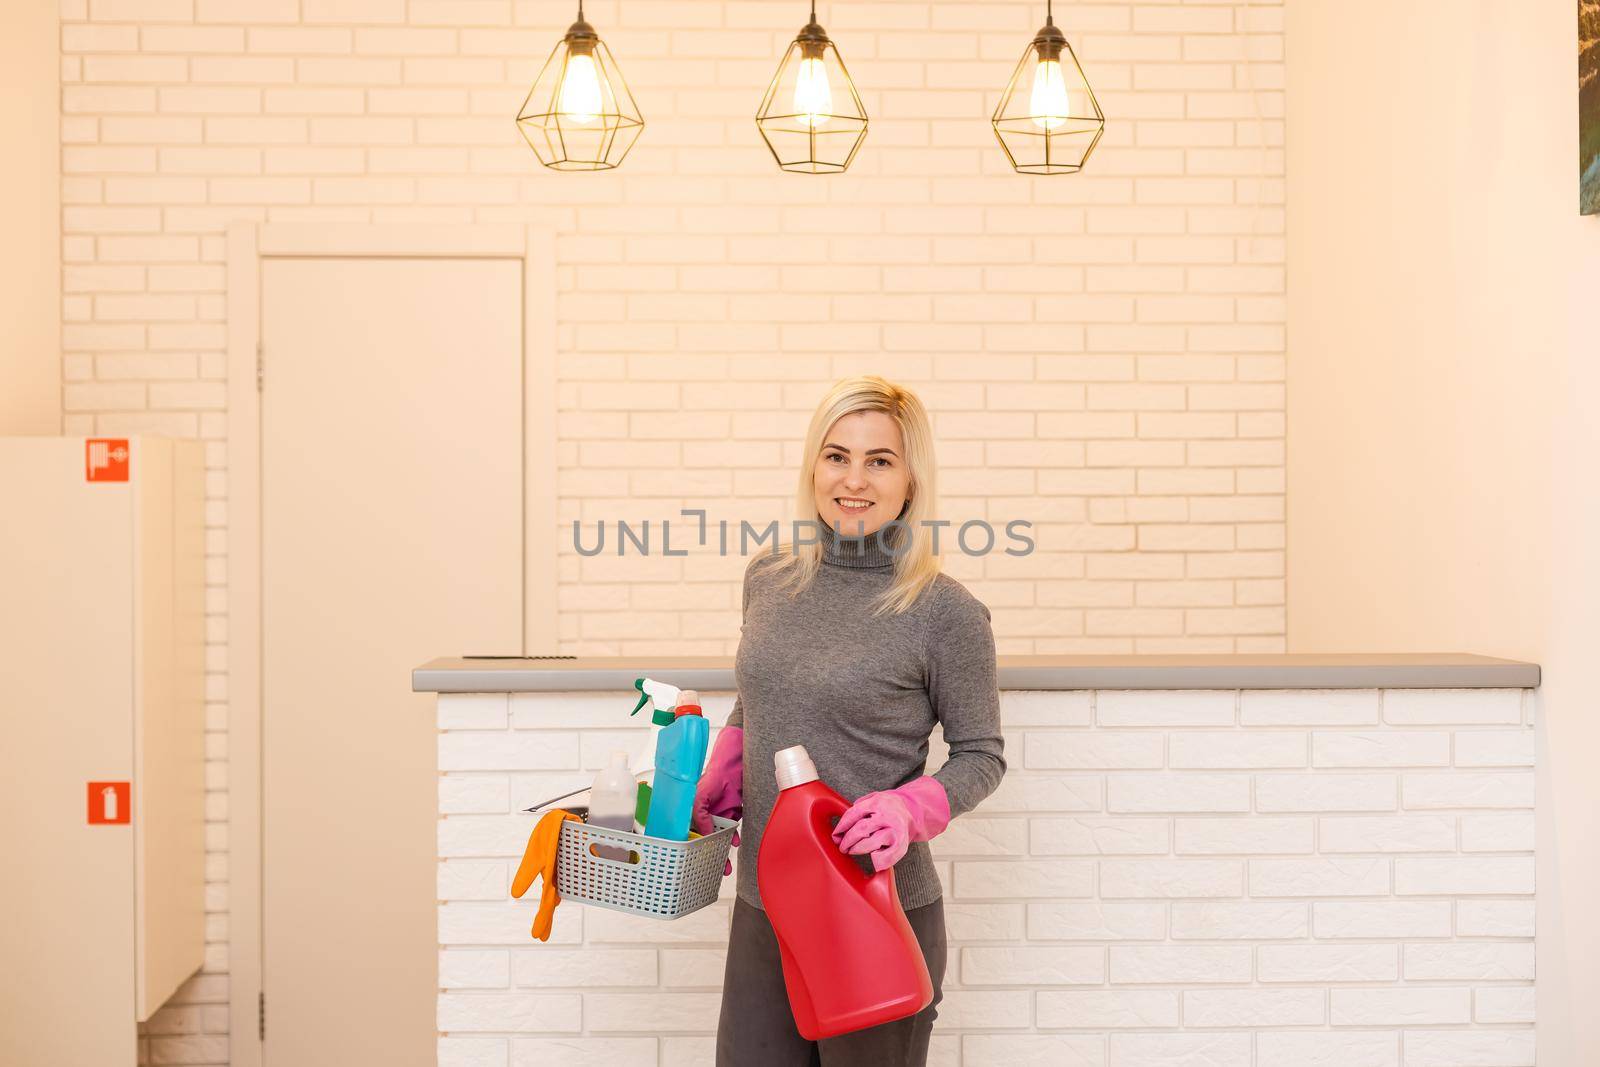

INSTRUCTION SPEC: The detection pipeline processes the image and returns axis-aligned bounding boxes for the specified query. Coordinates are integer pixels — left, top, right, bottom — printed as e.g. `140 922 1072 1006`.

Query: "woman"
693 375 1007 1066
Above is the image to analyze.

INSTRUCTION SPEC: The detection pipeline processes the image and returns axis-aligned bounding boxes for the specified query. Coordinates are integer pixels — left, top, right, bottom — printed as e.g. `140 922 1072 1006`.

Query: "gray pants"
715 895 948 1067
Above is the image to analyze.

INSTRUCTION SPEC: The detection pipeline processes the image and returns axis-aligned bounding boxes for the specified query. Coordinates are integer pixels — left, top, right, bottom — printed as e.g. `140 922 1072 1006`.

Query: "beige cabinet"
0 436 206 1064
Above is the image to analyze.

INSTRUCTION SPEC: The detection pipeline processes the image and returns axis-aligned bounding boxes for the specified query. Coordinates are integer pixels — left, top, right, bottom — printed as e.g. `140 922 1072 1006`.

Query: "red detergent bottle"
756 745 933 1040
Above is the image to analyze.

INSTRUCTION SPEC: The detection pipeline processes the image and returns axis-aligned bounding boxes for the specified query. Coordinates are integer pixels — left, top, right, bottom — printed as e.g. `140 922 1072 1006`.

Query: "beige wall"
1 0 60 434
1286 0 1600 1061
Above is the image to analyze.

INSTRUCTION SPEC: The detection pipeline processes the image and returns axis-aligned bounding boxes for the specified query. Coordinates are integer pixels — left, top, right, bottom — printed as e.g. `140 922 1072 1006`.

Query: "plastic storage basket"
554 815 738 920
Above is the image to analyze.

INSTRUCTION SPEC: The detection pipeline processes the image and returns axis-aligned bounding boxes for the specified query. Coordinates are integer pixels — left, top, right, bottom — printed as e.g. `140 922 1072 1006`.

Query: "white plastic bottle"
590 750 638 862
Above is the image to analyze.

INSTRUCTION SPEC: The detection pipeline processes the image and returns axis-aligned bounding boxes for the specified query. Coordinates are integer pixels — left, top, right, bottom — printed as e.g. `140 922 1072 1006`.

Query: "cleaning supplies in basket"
633 780 652 834
511 809 581 942
629 676 680 776
589 750 638 862
643 690 710 841
509 678 739 927
522 676 678 817
756 745 933 1039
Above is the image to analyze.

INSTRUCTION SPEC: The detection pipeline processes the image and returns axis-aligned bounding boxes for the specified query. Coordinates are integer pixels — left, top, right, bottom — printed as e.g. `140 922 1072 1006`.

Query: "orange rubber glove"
511 809 580 942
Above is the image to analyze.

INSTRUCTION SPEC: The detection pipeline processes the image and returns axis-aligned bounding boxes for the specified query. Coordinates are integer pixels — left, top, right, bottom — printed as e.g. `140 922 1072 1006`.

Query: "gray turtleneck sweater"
725 527 1007 912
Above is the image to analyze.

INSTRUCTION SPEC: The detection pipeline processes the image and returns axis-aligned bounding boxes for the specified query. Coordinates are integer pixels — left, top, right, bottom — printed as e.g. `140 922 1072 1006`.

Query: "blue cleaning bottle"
643 690 710 841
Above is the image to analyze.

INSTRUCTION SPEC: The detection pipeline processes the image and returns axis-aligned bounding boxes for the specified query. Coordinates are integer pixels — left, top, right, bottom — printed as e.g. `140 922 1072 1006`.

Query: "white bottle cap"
609 750 630 764
774 745 819 790
677 690 700 707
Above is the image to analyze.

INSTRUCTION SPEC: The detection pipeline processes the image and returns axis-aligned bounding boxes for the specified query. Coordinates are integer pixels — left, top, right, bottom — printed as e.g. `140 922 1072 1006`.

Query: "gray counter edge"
413 654 1541 693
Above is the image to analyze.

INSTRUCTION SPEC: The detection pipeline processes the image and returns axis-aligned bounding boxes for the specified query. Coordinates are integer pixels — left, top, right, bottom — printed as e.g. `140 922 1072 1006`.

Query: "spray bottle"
629 676 682 830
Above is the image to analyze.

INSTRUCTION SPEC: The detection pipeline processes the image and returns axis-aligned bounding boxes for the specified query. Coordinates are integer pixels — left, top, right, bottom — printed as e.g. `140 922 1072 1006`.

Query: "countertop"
413 653 1539 693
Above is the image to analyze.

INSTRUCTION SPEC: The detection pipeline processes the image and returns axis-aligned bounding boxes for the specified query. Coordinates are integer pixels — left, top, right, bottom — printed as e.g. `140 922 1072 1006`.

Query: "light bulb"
558 51 603 124
1029 56 1071 130
793 55 832 128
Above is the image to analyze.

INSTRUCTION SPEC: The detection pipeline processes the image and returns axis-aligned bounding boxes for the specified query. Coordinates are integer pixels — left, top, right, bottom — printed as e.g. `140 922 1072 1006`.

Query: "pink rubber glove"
831 776 952 873
692 726 744 876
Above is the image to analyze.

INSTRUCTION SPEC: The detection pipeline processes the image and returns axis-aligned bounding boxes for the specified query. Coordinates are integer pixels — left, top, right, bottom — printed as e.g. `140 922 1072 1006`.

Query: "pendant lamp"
755 0 868 174
991 0 1105 175
516 0 644 171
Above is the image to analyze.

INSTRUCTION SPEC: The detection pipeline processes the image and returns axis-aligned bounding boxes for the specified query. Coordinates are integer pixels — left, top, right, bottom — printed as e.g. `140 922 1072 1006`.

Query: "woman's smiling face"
812 410 912 538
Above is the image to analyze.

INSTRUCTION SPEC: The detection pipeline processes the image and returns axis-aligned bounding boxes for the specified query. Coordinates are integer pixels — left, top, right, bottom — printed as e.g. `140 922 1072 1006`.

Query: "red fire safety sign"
88 781 131 825
86 439 130 482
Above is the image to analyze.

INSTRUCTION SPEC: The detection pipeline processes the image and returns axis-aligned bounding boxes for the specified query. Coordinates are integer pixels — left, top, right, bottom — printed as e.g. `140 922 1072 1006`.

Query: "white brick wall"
437 687 1536 1066
56 2 1293 1059
61 0 1289 667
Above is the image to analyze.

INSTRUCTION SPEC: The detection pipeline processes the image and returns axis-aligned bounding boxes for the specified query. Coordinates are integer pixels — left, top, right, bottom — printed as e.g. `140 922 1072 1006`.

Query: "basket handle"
587 842 642 866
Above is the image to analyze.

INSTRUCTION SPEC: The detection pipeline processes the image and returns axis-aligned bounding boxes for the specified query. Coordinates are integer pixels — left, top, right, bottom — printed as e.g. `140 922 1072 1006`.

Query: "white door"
261 257 523 1065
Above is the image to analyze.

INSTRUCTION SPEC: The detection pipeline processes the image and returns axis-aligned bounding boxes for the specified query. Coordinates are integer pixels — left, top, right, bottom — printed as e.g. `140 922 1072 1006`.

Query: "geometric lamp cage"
755 1 868 174
991 2 1105 175
516 2 644 172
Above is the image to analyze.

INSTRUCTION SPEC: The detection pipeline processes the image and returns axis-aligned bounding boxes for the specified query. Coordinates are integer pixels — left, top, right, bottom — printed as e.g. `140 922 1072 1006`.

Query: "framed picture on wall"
1584 0 1599 214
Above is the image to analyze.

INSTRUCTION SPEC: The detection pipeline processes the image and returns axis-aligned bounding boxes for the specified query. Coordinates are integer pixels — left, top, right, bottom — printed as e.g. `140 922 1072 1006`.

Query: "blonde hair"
760 375 942 615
